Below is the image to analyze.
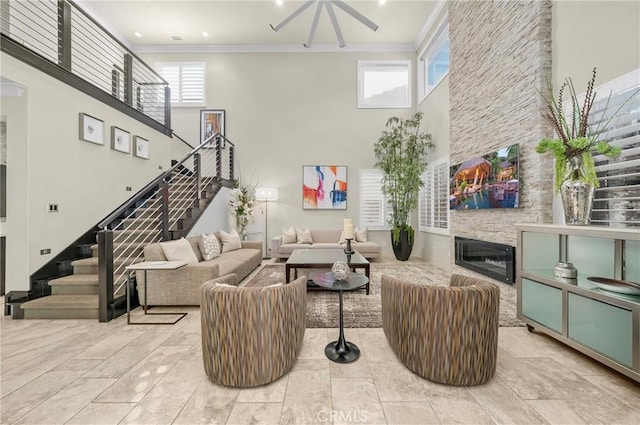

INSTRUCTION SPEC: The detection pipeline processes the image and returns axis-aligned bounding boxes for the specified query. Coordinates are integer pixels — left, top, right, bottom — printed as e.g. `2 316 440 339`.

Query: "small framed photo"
111 126 130 154
200 109 225 148
79 113 104 145
133 136 149 159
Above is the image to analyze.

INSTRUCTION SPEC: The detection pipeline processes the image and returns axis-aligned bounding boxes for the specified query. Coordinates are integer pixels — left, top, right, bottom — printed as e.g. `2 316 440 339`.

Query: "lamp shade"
255 187 279 202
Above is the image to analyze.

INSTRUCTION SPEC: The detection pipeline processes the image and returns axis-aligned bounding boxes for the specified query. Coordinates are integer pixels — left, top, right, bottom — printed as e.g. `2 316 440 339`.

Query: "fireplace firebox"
455 236 515 285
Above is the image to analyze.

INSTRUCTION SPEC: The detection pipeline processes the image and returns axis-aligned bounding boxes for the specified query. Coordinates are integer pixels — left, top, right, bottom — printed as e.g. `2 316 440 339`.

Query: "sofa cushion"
160 238 198 263
281 226 297 244
311 243 342 250
199 233 221 261
220 229 242 252
309 229 343 243
279 243 311 255
352 241 381 256
296 228 314 244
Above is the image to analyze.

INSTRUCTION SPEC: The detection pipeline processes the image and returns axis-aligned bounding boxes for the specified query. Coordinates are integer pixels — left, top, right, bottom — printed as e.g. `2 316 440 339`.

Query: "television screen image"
449 143 520 210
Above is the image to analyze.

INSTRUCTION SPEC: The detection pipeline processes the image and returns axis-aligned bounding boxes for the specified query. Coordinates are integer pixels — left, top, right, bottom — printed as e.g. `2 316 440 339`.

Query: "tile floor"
1 304 639 425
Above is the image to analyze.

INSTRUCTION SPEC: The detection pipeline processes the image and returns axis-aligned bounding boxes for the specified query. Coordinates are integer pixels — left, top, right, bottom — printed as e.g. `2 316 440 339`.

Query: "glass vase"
560 156 595 225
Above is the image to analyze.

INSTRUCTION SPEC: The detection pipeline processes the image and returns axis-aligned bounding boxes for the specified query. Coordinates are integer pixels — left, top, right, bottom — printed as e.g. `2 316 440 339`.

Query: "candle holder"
344 238 355 255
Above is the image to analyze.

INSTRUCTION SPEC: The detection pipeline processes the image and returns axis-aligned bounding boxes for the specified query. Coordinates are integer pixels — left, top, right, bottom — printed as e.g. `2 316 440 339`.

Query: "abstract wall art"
303 165 347 210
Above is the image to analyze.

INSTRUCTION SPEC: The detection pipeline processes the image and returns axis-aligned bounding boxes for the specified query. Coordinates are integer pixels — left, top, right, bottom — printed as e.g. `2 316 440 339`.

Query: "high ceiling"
81 0 439 51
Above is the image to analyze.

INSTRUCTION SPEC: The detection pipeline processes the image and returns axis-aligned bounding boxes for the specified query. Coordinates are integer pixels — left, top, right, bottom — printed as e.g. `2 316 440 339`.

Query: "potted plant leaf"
536 68 637 225
374 112 434 260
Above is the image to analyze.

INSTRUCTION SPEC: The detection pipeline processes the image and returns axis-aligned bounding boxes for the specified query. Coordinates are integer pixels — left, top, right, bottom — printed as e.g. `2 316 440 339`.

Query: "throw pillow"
220 229 242 253
296 228 314 244
159 238 198 264
355 227 368 242
199 233 221 261
281 226 297 244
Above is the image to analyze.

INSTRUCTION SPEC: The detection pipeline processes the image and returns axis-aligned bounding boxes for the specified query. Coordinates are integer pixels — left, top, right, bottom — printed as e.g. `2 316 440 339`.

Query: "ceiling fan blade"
325 2 345 48
303 1 324 48
331 0 379 32
270 0 316 32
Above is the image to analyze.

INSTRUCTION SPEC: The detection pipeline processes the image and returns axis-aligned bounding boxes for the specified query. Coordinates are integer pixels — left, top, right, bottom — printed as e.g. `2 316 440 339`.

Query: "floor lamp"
255 187 278 258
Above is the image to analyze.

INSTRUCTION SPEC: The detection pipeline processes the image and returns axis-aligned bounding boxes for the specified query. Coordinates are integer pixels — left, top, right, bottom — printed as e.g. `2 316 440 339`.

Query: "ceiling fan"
270 0 379 48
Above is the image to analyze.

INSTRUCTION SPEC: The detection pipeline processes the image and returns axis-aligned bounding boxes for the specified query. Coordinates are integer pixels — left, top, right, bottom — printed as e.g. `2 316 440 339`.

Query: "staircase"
19 157 228 320
22 248 100 319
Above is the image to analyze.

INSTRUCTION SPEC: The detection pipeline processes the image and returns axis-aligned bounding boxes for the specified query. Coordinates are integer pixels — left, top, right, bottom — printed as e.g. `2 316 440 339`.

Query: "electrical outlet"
126 186 132 191
48 203 59 213
40 248 51 255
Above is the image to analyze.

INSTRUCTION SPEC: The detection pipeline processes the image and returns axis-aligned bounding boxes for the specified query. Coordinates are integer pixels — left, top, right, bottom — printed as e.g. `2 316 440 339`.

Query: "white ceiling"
81 0 440 52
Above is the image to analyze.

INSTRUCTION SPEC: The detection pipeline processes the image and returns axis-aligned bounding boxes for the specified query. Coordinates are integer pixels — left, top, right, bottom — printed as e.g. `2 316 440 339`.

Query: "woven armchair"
381 273 500 386
200 273 307 387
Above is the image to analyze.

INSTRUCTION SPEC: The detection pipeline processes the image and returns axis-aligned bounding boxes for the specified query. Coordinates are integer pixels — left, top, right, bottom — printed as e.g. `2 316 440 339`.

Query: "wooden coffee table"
285 248 370 295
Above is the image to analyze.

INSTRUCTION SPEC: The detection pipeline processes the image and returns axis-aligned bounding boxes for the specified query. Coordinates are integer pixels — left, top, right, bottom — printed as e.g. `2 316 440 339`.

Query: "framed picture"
200 109 225 148
133 136 149 159
303 165 347 210
111 126 130 154
78 113 104 145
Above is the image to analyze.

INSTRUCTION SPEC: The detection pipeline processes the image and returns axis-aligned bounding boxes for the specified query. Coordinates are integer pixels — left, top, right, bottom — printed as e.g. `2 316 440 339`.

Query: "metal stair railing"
97 132 235 322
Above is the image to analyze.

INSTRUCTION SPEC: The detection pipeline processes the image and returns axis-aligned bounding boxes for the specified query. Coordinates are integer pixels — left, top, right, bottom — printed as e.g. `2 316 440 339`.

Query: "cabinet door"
568 293 633 368
521 278 563 333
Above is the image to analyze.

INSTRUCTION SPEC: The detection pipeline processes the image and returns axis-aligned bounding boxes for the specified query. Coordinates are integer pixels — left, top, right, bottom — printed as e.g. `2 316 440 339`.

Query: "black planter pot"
391 228 414 261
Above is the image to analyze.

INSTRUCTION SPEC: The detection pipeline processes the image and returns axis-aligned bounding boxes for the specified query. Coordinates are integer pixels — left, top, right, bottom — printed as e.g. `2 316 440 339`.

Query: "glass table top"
286 248 369 266
312 272 369 291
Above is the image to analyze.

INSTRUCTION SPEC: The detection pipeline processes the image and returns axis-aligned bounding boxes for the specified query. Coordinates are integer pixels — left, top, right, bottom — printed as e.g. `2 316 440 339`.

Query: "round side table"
312 272 369 363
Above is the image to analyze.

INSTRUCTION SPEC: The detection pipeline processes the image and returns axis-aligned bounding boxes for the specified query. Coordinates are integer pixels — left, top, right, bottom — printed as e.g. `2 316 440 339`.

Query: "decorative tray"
587 277 640 295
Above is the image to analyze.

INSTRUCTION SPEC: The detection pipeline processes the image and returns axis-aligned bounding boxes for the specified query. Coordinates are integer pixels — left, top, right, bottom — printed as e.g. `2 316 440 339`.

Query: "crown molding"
414 0 446 51
133 43 416 54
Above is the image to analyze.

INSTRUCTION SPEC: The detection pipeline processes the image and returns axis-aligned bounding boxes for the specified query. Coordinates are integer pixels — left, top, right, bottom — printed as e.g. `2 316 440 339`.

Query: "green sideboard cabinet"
516 224 640 383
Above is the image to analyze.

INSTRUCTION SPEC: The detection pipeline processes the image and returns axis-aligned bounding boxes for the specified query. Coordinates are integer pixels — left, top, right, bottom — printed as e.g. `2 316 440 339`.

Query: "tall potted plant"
536 68 635 225
374 112 433 261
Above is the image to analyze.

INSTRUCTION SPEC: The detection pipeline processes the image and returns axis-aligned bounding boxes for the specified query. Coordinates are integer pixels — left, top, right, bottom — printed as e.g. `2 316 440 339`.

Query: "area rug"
243 262 522 328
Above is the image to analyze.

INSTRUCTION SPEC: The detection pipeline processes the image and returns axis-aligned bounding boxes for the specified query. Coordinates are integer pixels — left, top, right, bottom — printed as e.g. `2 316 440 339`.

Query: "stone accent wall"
449 0 553 278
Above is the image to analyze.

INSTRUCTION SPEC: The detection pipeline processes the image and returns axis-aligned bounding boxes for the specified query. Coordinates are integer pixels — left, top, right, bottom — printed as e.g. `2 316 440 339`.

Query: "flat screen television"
449 143 520 210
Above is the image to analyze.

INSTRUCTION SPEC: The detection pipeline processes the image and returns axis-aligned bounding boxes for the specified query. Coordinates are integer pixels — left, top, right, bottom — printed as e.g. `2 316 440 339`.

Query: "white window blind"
360 169 391 230
588 71 640 228
419 159 449 234
156 62 205 106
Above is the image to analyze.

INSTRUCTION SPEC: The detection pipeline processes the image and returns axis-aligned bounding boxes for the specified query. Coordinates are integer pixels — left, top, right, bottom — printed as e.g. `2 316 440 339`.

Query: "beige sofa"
271 229 381 259
136 235 262 306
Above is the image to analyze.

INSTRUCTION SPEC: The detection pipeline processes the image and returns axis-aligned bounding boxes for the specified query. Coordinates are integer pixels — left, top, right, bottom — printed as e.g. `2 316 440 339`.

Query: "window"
360 169 391 230
156 62 205 106
419 159 449 234
357 60 411 109
418 16 449 103
588 70 640 227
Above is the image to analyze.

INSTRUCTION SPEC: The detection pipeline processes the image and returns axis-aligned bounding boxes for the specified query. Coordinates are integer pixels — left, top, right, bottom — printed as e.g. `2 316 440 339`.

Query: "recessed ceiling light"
276 0 283 5
202 31 209 37
379 0 386 5
134 32 142 37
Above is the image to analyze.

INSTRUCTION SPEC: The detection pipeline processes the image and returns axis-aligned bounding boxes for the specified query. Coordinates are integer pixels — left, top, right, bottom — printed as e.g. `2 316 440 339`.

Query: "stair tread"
48 274 98 286
21 295 98 309
71 257 99 267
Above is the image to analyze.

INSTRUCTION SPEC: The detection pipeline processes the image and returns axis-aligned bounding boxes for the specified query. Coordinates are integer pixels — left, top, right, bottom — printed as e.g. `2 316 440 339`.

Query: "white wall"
1 53 191 292
142 51 416 259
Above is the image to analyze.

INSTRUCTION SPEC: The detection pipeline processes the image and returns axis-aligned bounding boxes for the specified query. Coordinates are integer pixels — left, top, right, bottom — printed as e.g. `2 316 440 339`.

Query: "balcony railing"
0 0 170 130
